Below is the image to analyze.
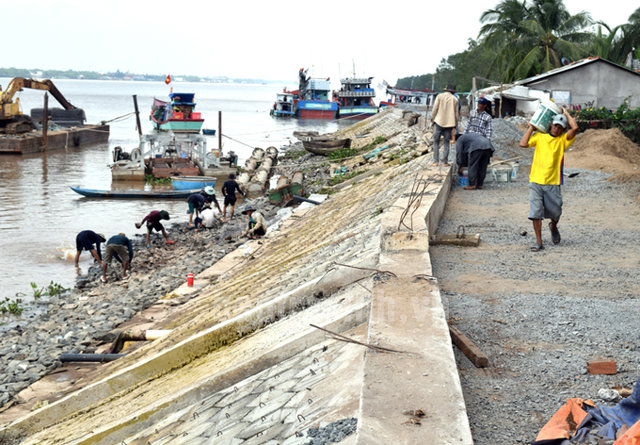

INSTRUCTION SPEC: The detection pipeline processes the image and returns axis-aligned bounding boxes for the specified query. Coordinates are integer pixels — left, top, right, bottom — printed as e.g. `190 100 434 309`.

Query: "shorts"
187 202 197 214
104 244 128 263
147 221 164 232
75 235 94 252
528 183 562 221
224 195 236 206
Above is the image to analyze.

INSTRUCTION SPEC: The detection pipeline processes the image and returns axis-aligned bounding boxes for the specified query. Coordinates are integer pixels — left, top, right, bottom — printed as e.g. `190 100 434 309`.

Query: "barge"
0 124 110 154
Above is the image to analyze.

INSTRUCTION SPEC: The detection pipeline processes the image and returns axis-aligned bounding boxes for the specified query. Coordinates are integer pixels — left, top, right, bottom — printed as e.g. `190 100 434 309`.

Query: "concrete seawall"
0 109 473 444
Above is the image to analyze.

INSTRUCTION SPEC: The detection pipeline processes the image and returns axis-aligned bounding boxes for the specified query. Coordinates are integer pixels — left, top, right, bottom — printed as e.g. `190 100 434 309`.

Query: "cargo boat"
336 77 378 119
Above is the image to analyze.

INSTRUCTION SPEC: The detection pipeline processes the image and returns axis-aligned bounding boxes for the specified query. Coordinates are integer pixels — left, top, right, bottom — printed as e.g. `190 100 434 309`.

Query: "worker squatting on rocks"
74 230 106 268
101 233 133 282
135 210 174 248
187 186 221 227
241 205 267 239
456 133 495 190
519 107 578 252
221 173 245 222
430 84 460 166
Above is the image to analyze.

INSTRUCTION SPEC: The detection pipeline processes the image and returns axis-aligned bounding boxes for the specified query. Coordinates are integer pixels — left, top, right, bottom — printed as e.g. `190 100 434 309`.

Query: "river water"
0 78 345 300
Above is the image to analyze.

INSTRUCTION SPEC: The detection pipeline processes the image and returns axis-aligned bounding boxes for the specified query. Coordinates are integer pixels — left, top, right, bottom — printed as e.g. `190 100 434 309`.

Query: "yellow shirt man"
528 132 575 185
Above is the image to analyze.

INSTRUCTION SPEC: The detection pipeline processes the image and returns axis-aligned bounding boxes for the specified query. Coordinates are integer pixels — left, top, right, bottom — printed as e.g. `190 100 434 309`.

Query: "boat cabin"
335 77 376 107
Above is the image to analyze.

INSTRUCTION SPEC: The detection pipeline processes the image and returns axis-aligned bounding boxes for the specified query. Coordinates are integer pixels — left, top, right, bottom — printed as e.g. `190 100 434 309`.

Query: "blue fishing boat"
295 70 338 119
336 77 379 119
70 186 199 199
170 176 217 190
270 90 296 118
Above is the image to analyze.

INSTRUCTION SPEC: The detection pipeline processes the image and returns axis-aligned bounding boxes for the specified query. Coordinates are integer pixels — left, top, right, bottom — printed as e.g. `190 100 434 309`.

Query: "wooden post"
218 110 222 152
133 94 142 137
499 83 503 118
42 93 49 151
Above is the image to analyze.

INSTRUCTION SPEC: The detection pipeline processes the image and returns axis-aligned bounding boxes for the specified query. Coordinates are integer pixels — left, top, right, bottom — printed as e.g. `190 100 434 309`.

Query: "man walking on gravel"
430 84 460 166
519 107 578 252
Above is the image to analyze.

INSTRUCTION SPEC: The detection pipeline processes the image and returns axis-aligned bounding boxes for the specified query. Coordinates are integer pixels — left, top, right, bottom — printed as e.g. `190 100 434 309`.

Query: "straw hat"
203 186 215 195
241 205 255 215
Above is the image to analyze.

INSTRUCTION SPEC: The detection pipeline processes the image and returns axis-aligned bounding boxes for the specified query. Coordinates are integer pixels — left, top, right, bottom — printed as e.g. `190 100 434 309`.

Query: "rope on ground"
332 262 397 278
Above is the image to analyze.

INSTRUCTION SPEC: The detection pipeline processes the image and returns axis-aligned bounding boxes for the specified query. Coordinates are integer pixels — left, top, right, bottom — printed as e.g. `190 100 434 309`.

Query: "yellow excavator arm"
0 77 77 121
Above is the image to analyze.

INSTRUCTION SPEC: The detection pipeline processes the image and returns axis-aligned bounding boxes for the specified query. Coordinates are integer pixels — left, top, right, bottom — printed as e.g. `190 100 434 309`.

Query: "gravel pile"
430 118 640 444
304 418 358 444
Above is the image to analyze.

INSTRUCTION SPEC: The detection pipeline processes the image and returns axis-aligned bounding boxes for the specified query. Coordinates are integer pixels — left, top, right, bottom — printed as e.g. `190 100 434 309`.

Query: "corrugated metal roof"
516 57 640 85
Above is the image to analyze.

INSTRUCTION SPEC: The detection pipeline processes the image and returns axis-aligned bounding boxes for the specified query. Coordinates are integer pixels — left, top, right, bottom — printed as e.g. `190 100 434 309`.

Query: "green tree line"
397 0 640 92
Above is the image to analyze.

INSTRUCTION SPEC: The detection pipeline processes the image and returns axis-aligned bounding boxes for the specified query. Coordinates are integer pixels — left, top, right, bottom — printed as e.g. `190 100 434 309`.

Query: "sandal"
530 244 544 252
549 223 561 244
166 240 175 244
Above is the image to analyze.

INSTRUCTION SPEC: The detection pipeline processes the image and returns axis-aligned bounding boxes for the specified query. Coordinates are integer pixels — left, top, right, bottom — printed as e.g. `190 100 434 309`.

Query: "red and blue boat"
295 76 338 119
336 77 379 119
150 93 204 133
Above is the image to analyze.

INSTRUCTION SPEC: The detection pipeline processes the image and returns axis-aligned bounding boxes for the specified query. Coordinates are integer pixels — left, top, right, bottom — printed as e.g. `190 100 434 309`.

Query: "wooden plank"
430 233 480 247
449 325 488 368
587 360 617 375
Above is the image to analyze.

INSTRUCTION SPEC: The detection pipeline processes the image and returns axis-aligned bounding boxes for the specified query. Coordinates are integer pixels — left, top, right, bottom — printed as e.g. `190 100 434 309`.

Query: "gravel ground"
430 118 640 444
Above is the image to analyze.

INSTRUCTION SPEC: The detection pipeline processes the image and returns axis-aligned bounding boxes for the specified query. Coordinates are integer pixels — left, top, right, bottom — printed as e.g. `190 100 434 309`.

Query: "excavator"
0 77 82 134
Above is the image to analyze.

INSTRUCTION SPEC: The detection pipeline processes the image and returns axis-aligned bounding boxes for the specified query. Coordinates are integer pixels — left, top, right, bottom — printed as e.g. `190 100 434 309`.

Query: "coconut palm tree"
479 0 592 81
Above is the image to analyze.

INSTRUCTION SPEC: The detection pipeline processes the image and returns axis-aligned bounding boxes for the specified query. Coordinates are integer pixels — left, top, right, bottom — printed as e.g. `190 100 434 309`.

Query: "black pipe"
293 195 320 205
60 353 125 363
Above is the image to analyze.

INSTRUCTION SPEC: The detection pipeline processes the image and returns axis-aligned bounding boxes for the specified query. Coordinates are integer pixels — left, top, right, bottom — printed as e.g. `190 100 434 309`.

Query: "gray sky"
6 0 637 85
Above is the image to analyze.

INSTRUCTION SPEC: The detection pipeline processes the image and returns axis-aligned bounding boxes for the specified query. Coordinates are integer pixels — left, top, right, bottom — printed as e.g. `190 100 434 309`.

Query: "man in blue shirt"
456 132 495 190
101 233 133 282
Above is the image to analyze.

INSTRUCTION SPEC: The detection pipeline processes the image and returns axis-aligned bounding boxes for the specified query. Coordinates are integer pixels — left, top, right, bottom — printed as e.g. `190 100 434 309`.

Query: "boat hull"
158 119 204 133
170 176 217 190
338 106 379 119
302 138 351 156
70 186 199 199
296 100 338 119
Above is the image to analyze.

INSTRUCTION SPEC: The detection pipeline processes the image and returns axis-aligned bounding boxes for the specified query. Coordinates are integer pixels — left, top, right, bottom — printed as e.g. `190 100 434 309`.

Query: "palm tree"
479 0 592 81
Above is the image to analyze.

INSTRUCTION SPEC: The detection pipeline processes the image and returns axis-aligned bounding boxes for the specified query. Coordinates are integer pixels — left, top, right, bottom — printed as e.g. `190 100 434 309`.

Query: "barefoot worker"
101 233 133 283
221 173 245 222
519 107 578 252
136 210 173 248
241 205 267 239
74 230 106 267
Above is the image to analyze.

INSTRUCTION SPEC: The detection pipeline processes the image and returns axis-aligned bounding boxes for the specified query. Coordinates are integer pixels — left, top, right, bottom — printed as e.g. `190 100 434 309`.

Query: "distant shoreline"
0 68 288 85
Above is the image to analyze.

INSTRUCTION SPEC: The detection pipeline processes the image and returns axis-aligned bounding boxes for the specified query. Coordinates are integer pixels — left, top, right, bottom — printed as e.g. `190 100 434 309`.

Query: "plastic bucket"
530 99 562 133
458 168 469 186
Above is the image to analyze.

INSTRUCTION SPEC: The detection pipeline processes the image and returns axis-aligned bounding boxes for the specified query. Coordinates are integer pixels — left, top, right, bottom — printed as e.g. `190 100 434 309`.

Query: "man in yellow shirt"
519 107 578 252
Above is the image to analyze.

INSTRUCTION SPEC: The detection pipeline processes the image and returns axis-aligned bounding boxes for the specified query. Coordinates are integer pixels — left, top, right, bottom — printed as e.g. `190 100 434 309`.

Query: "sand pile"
566 128 640 181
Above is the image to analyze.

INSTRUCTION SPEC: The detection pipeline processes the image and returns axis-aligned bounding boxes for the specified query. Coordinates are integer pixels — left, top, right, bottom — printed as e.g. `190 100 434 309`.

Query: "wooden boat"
302 137 351 156
170 176 217 190
292 130 319 141
202 129 217 135
70 186 199 199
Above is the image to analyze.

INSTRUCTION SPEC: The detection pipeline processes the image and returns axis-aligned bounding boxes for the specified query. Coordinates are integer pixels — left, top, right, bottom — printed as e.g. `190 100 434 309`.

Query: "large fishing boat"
295 73 338 119
335 77 378 119
150 92 204 133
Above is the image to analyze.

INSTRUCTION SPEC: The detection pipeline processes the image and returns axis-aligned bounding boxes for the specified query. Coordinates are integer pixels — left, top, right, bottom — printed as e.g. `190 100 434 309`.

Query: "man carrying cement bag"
519 107 578 252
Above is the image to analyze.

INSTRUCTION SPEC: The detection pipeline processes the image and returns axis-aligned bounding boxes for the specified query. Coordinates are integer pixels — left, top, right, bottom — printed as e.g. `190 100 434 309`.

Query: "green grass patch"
328 170 363 186
282 150 306 160
145 175 171 185
328 147 358 161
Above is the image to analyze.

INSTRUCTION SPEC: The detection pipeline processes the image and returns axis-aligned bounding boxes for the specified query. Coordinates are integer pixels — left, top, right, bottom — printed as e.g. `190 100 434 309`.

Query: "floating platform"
0 125 110 154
